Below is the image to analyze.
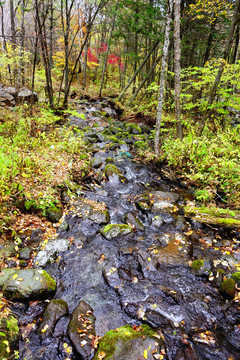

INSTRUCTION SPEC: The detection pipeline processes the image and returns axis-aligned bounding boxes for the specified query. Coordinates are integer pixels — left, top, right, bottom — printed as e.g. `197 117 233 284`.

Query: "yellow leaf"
12 274 18 280
143 349 148 359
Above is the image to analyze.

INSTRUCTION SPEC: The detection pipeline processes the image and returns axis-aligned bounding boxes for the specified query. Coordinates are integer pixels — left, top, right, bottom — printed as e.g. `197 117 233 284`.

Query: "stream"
11 99 240 360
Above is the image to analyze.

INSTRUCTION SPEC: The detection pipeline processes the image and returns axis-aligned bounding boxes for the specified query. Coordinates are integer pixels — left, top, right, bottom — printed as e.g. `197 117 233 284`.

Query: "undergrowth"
0 104 90 240
159 122 240 208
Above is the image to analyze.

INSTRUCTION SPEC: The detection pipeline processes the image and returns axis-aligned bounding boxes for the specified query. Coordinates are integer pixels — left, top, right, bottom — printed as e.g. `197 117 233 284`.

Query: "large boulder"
0 268 56 300
94 324 164 360
0 89 15 106
17 88 38 104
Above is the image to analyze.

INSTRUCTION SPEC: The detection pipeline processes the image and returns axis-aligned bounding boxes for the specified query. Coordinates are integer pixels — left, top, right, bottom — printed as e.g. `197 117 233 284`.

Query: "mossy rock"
0 244 17 261
135 201 151 213
184 206 240 228
125 213 144 231
100 224 133 240
191 260 204 271
94 324 163 360
125 123 142 134
104 164 127 182
38 299 68 337
219 278 236 299
0 315 19 359
231 272 240 285
46 206 63 223
0 268 56 300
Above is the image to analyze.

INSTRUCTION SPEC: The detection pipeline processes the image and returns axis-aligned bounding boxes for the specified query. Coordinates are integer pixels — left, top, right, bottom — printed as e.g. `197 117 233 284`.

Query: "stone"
68 300 95 359
19 247 32 260
34 238 70 267
46 206 63 223
0 268 56 300
151 191 179 203
219 278 236 299
135 201 151 212
38 299 69 338
151 215 164 227
17 88 38 104
4 87 18 97
125 213 144 230
94 324 164 360
91 156 103 168
100 224 133 240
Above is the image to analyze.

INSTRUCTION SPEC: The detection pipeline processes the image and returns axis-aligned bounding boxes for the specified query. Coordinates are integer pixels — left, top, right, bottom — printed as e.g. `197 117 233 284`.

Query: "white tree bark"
154 0 173 156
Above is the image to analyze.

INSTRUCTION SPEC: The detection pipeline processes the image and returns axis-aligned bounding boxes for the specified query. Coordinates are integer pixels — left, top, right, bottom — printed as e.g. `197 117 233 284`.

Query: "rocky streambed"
1 99 240 360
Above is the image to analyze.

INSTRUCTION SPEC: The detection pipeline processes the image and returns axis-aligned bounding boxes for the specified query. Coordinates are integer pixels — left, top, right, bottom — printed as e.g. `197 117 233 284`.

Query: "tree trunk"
154 0 173 155
197 0 240 136
203 20 216 66
99 0 118 97
118 40 161 103
174 0 182 140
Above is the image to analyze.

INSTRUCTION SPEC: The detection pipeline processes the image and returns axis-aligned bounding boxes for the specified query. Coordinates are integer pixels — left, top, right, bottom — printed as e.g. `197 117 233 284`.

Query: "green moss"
219 278 236 298
184 206 240 228
231 272 240 285
191 260 204 270
94 324 156 360
105 164 121 176
102 224 130 234
125 123 142 134
42 270 56 292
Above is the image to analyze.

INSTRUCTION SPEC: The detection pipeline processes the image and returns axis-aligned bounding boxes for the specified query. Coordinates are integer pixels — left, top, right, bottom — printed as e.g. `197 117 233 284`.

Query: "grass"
0 104 90 241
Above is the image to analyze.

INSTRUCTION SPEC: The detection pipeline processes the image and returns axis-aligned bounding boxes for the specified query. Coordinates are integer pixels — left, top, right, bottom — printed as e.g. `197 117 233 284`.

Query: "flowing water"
12 100 240 360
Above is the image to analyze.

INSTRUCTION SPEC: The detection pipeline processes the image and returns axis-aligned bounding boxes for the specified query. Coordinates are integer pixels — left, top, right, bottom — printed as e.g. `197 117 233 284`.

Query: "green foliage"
160 124 240 207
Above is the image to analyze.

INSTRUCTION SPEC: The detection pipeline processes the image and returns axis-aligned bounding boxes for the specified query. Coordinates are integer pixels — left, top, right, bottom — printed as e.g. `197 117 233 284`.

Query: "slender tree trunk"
0 4 12 83
203 20 216 66
231 24 239 64
99 0 118 97
49 0 54 68
128 55 161 106
154 0 173 155
118 40 161 103
10 0 17 85
82 39 89 91
174 0 182 140
197 0 240 136
19 0 26 87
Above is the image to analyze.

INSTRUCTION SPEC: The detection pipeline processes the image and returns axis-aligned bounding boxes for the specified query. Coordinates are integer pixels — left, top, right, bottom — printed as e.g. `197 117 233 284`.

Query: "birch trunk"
154 0 173 156
174 0 182 140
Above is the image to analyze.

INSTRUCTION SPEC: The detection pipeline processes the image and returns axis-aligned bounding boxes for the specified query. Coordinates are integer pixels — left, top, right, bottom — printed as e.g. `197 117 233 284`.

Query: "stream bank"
1 99 240 360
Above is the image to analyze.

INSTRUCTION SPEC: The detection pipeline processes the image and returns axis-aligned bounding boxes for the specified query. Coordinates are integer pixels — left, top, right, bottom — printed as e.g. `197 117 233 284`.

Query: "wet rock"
103 264 122 289
0 314 19 359
152 191 179 203
219 278 236 299
94 324 164 360
191 260 212 277
29 228 44 245
19 260 28 268
135 201 151 213
38 299 69 338
104 164 127 183
151 215 164 227
152 200 174 210
91 156 103 168
100 224 133 240
0 268 56 300
125 213 144 230
46 206 63 223
58 221 69 231
34 238 70 267
4 259 17 268
19 247 32 260
68 300 95 359
89 210 110 225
